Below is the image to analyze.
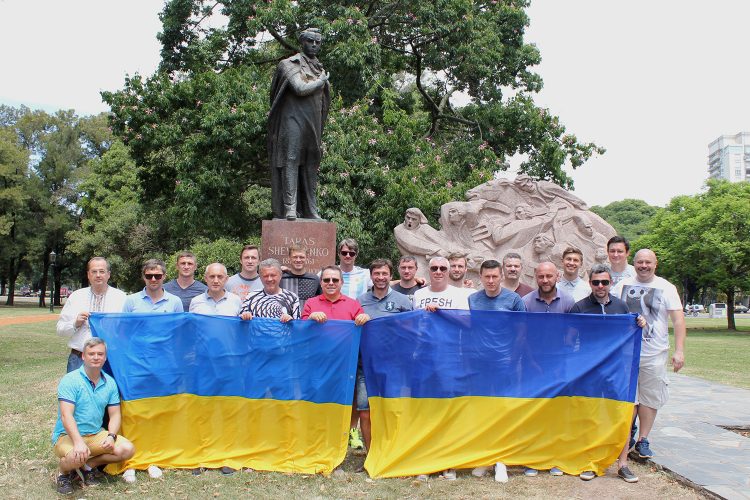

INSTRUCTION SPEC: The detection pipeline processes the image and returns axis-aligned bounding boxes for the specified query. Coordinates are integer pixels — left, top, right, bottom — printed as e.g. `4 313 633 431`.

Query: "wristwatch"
107 433 118 442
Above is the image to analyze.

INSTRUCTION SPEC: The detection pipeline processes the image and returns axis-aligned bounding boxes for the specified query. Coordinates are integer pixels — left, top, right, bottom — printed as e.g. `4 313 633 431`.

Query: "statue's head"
514 203 532 220
404 208 427 229
533 234 555 253
514 174 535 193
299 28 323 58
595 247 608 263
574 214 594 237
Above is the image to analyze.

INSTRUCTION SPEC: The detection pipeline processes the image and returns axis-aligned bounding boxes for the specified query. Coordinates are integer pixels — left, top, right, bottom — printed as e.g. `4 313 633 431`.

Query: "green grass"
670 316 750 388
0 309 718 498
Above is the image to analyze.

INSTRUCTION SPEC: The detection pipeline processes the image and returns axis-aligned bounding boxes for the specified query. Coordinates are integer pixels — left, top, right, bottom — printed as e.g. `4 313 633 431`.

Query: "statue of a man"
268 28 330 220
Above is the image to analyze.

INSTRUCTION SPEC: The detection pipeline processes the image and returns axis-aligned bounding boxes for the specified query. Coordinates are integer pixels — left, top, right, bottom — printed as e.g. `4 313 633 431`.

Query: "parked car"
684 304 703 316
735 304 749 314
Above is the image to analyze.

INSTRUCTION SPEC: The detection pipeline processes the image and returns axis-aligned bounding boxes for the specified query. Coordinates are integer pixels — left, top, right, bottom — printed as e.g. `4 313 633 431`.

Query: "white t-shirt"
612 275 682 356
610 264 636 287
413 285 474 311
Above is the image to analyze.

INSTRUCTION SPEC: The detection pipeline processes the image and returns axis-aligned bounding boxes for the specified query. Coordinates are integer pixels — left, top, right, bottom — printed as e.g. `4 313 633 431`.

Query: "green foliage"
67 141 151 291
165 238 251 280
590 199 661 243
1 106 110 302
102 65 272 246
635 180 750 329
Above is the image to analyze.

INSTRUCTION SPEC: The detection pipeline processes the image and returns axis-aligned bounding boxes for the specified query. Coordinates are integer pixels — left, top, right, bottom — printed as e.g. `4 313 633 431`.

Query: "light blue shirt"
52 366 120 444
559 276 591 302
189 291 243 317
122 288 184 313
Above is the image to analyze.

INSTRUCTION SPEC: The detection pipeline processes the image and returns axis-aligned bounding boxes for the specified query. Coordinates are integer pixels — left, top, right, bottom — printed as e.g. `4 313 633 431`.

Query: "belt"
71 348 83 357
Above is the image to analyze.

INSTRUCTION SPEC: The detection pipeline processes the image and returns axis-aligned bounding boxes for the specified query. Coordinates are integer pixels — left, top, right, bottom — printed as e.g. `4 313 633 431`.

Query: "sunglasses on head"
340 251 357 257
591 279 610 286
430 266 448 272
322 277 341 283
144 273 164 280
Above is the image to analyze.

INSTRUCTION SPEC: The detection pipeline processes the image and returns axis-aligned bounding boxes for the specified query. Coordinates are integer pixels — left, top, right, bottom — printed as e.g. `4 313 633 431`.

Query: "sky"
1 0 748 207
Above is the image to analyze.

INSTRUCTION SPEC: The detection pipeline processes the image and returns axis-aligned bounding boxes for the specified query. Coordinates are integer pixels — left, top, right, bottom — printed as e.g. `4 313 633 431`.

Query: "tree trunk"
726 288 736 331
5 257 17 306
39 252 49 308
54 261 63 307
1 275 6 297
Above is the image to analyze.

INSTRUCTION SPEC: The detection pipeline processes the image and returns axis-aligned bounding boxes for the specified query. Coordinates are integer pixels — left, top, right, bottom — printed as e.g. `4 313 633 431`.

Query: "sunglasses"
340 251 357 257
144 273 164 280
430 266 448 272
591 279 610 286
322 277 341 284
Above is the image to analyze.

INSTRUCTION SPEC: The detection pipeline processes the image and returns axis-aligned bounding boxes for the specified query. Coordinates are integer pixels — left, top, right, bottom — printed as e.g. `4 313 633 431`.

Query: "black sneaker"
82 468 104 486
634 438 654 458
56 473 75 495
191 467 203 476
618 466 639 483
220 466 236 476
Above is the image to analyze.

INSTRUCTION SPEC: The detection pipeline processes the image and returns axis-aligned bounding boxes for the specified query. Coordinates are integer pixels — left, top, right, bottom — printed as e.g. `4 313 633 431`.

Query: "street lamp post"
49 250 56 313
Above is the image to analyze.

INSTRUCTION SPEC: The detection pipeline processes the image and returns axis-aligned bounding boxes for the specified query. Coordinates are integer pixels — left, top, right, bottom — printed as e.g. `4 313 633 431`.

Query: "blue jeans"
66 350 83 372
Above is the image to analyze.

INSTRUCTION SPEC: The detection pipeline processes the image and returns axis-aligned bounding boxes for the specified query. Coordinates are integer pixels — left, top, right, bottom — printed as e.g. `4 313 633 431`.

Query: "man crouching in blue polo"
52 337 135 495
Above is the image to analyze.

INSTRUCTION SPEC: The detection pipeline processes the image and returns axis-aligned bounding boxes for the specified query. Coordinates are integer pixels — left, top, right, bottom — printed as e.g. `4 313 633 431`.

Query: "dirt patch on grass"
0 314 59 327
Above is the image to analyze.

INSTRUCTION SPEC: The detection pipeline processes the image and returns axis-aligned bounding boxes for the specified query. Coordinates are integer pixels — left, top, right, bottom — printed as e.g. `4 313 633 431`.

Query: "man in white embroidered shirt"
56 257 127 373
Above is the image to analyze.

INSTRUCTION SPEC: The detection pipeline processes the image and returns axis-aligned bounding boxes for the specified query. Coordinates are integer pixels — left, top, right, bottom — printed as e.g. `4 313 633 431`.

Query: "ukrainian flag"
89 313 360 474
361 309 641 478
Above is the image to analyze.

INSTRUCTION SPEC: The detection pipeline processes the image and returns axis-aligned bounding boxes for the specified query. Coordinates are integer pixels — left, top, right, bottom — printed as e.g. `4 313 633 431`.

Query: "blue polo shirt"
52 366 120 444
522 287 575 313
357 288 413 318
122 288 184 313
469 288 526 312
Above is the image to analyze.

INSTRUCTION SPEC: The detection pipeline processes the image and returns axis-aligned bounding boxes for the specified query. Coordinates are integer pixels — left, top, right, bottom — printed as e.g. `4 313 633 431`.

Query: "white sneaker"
441 469 457 480
494 462 508 483
471 466 489 477
122 468 136 484
147 465 163 479
416 474 429 481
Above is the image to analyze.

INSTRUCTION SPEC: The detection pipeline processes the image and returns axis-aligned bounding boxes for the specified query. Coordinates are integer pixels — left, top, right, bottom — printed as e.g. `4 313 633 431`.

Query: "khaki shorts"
54 429 131 458
636 351 669 410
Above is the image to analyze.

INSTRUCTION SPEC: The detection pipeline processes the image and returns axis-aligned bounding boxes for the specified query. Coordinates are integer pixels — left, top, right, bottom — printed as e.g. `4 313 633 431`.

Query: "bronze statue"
268 28 330 220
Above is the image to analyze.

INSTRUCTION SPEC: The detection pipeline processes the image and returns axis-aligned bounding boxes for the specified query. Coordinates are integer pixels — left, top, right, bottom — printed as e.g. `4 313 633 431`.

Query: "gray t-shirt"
163 279 208 311
225 273 263 302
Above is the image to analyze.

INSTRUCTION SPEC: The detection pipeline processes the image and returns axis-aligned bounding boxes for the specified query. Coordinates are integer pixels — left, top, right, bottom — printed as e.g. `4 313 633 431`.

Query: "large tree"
635 180 750 330
103 0 604 262
591 199 661 243
1 106 110 305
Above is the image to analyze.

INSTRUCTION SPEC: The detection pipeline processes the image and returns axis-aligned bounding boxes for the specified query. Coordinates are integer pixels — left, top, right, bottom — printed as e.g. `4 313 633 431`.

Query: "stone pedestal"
261 219 337 274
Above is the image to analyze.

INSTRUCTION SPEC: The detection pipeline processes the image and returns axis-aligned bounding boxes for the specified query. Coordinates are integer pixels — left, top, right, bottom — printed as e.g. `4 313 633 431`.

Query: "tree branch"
267 26 297 53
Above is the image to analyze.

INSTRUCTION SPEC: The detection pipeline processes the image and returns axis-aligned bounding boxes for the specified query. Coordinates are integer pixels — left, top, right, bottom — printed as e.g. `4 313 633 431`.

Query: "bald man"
189 263 248 318
520 261 574 477
611 249 685 460
522 262 575 314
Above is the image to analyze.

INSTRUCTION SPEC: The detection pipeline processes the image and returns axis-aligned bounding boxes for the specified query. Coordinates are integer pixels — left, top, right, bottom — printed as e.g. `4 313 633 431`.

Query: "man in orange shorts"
51 337 135 494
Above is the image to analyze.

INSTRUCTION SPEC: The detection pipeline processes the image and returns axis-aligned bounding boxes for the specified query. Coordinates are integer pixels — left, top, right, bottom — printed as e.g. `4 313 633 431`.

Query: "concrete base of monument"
261 219 337 274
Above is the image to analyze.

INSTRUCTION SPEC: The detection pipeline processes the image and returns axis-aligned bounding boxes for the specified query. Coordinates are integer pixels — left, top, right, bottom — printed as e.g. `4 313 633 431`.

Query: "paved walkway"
649 373 750 499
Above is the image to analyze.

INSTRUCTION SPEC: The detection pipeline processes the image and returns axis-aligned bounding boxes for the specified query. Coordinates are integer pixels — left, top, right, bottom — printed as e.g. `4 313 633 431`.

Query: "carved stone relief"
394 175 616 285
